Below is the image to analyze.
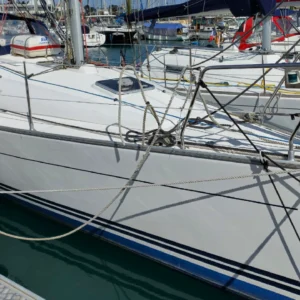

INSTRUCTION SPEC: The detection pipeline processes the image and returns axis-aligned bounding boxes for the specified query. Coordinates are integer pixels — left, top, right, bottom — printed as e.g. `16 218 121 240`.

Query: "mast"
125 0 131 15
262 15 272 52
34 0 38 14
68 0 84 65
125 0 132 28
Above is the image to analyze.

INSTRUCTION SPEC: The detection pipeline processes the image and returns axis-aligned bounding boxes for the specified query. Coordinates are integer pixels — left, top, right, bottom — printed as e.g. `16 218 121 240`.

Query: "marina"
0 0 300 300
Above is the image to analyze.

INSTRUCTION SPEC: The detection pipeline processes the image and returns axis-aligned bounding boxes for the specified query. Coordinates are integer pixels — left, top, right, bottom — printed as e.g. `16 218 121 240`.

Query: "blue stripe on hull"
8 197 293 300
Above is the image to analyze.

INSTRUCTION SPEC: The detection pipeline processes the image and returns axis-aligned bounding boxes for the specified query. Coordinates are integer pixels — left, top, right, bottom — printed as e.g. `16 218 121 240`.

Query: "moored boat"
0 1 300 300
143 22 189 41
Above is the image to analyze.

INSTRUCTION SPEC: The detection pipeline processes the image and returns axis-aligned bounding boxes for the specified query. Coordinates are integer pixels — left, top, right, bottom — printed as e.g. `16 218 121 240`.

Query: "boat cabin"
0 13 60 56
143 22 187 37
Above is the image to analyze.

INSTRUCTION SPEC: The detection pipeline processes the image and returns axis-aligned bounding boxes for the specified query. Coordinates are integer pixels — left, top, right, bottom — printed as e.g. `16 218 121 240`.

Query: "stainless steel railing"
181 62 300 160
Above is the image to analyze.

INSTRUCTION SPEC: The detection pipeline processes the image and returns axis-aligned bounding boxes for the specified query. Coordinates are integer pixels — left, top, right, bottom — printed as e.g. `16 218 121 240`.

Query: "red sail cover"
233 12 300 51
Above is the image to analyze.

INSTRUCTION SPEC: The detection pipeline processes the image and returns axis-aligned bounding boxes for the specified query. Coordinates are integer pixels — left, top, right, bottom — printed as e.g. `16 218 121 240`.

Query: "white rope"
177 74 195 143
118 65 152 145
198 87 234 131
180 72 194 113
0 169 298 196
142 102 160 146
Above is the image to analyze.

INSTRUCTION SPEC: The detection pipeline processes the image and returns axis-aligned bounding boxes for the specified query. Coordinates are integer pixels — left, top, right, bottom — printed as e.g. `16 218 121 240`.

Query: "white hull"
0 54 299 300
189 31 211 40
222 35 300 53
93 26 136 43
53 28 106 47
0 126 299 300
144 33 188 41
83 32 106 47
271 36 300 53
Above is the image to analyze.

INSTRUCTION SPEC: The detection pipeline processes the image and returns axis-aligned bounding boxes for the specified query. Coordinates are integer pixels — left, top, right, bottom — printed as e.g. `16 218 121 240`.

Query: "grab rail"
200 62 300 77
288 120 300 161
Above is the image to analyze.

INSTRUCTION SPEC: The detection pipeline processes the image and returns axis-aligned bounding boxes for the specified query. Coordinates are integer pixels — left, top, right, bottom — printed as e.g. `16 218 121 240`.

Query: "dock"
0 275 44 300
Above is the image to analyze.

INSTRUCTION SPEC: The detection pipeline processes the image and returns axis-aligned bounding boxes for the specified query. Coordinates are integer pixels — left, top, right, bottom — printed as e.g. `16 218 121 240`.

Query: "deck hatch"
95 77 155 95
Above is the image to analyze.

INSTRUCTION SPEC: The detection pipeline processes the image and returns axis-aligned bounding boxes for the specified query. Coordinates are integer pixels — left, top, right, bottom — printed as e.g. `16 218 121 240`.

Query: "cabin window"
30 21 49 36
0 20 30 38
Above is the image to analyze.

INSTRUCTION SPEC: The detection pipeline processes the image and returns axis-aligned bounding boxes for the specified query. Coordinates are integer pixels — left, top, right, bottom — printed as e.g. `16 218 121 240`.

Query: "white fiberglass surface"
0 56 298 156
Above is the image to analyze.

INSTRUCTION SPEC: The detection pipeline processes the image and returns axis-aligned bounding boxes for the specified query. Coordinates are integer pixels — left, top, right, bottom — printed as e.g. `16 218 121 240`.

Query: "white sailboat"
88 14 136 43
0 1 299 300
82 24 106 47
142 22 189 41
139 8 300 135
55 20 106 47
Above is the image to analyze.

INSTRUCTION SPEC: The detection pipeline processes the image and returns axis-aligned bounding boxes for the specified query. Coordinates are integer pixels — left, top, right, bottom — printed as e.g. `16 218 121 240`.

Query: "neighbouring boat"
0 2 300 300
81 24 106 47
142 22 189 41
88 14 136 43
188 16 243 41
0 13 61 55
228 9 300 52
54 20 105 47
139 8 300 135
140 47 300 135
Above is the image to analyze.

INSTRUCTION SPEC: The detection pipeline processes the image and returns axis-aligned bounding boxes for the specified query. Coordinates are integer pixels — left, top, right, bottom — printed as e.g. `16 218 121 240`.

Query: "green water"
87 40 209 66
0 198 243 300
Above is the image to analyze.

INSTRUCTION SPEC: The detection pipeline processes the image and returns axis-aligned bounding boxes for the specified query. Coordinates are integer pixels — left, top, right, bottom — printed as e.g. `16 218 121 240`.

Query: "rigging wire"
199 79 300 243
0 0 298 246
199 34 300 123
0 54 182 243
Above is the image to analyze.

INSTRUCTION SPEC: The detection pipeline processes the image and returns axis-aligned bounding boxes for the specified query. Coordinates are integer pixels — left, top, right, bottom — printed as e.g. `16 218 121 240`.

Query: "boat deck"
0 54 299 165
0 275 44 300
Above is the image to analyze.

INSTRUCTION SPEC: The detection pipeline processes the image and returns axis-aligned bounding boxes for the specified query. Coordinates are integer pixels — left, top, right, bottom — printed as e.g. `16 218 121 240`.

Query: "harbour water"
0 41 242 300
0 197 243 300
88 40 209 66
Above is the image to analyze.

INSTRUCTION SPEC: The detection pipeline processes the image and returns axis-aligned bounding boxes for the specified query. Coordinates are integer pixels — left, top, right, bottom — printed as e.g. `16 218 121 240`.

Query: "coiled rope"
118 65 151 145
